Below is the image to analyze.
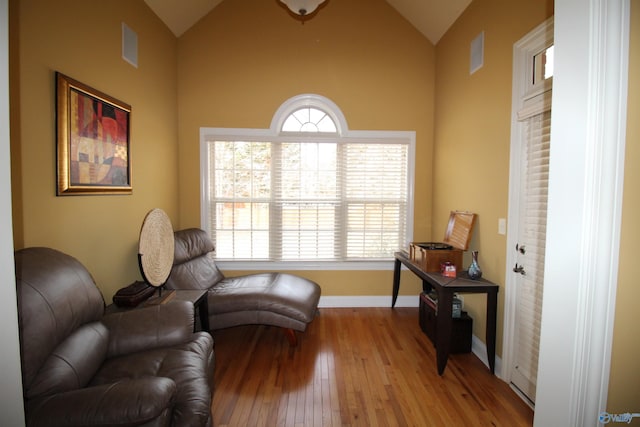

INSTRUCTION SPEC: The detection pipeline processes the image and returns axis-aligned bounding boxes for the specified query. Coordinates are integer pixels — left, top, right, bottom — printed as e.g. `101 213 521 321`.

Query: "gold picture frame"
56 72 132 195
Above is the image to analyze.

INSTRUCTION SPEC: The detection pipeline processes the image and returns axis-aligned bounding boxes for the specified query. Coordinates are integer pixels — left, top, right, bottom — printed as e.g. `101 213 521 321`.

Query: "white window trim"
200 94 415 271
271 93 348 135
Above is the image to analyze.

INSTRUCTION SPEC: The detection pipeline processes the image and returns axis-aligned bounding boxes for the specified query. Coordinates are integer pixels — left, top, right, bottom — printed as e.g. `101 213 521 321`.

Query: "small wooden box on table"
408 211 476 273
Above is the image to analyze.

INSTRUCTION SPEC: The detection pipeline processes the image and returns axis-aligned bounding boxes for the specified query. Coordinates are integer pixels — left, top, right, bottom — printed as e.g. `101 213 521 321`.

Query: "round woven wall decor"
138 208 175 287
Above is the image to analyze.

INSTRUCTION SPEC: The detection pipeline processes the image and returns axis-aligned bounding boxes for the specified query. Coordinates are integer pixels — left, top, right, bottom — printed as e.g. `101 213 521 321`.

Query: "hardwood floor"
211 307 533 427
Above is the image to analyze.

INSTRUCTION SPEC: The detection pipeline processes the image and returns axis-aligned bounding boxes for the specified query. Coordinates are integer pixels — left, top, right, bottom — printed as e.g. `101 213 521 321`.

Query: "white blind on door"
514 110 551 395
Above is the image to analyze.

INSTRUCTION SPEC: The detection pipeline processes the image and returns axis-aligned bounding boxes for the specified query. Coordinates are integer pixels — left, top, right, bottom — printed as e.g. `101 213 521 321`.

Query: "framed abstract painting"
56 72 132 195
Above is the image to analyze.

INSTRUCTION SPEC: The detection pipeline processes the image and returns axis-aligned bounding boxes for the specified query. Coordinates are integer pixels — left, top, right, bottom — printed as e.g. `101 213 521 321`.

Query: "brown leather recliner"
165 228 321 346
15 247 215 427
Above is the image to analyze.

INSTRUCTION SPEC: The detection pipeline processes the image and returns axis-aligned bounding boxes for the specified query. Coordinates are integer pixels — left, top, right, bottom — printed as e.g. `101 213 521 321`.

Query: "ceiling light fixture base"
279 0 327 21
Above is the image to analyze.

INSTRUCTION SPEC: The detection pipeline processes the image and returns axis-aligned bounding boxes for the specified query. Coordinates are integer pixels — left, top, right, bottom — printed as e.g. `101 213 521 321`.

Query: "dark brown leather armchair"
15 247 215 427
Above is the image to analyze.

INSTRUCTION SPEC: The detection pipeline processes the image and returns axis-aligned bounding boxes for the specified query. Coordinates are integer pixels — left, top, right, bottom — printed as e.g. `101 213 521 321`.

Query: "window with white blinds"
203 138 410 263
200 96 414 268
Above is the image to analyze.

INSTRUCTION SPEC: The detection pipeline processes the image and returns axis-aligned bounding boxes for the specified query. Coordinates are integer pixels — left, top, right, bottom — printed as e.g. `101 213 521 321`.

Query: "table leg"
198 296 210 334
436 290 453 375
422 280 432 294
486 290 497 374
392 258 401 308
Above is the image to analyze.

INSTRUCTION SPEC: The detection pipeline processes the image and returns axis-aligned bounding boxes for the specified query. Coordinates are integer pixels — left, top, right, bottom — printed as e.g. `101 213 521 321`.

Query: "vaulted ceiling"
144 0 472 45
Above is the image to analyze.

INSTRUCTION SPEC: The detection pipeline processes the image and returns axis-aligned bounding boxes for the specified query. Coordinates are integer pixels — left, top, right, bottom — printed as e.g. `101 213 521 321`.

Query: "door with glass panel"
506 18 553 405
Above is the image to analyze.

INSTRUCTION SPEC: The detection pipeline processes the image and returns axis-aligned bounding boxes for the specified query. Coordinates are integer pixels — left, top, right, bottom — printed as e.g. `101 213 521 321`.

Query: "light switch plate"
498 218 506 235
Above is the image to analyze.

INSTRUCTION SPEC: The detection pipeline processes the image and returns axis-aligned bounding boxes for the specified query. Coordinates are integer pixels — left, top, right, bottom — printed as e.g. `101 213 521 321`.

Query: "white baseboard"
471 334 503 379
318 295 419 308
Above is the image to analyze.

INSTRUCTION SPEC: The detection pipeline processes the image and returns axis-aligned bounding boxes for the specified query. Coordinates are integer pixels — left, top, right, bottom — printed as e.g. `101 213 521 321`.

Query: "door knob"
513 263 526 275
516 243 526 254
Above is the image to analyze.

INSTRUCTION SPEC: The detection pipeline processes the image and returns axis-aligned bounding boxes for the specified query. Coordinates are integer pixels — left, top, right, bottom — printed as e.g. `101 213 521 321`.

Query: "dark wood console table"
392 251 498 375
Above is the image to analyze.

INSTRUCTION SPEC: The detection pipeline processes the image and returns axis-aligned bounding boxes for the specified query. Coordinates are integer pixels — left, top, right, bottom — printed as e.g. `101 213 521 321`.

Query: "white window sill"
215 260 395 271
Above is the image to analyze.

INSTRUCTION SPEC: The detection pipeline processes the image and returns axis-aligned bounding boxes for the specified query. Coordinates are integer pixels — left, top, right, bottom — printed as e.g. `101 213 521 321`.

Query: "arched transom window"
281 107 337 133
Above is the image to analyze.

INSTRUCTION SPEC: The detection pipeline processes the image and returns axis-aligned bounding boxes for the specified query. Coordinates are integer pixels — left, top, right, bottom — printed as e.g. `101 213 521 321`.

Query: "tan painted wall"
607 0 640 414
11 0 178 300
9 0 638 411
435 0 640 411
433 0 553 355
176 0 434 296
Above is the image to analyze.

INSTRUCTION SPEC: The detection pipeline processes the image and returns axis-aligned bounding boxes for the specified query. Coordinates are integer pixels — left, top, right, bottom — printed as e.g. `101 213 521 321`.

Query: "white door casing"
534 0 629 425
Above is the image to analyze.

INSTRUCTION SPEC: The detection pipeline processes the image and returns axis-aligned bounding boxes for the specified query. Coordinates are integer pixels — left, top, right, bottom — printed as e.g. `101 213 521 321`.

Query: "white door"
504 17 554 406
510 110 551 403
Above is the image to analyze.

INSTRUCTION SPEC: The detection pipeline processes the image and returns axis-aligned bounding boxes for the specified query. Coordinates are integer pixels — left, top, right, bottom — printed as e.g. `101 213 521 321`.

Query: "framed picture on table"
55 72 132 195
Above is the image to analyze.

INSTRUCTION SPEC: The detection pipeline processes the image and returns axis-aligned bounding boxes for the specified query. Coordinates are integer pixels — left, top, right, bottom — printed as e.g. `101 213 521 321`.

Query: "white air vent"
122 23 138 68
470 31 484 75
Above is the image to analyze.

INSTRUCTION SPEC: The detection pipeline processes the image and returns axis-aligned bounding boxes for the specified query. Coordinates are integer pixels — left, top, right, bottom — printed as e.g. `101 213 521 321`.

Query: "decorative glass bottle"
468 250 482 280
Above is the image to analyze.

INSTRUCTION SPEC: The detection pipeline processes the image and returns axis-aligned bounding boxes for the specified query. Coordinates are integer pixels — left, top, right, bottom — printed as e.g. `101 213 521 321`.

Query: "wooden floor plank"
211 307 534 427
